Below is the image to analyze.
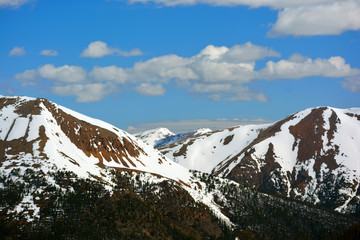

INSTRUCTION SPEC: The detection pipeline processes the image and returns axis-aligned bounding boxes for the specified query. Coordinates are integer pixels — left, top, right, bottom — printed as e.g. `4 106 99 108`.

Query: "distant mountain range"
1 96 359 239
135 127 211 148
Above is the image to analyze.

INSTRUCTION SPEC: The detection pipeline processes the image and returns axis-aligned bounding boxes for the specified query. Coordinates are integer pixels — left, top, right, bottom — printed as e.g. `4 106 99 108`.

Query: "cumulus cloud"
81 41 143 58
131 54 198 83
269 1 360 36
259 54 360 80
90 65 127 83
38 64 87 83
14 69 38 81
9 46 26 56
15 64 86 83
52 83 114 102
341 76 360 93
190 84 268 102
125 0 360 36
0 0 33 8
14 69 39 86
14 42 360 102
135 83 167 96
218 42 280 63
40 49 58 56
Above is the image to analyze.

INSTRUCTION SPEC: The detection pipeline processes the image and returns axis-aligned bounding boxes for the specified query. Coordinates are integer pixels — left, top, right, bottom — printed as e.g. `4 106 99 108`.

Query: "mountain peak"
135 127 175 146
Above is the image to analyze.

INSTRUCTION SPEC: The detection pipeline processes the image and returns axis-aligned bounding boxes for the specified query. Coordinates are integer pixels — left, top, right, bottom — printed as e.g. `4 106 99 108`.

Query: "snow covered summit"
134 127 175 146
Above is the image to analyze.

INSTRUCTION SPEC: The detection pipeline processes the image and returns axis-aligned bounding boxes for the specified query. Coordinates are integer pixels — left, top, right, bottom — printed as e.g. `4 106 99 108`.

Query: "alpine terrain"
134 127 175 147
160 107 360 214
135 127 211 148
0 96 358 239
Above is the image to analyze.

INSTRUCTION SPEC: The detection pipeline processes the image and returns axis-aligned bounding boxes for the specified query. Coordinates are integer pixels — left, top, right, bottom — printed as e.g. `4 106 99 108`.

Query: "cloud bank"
125 0 360 36
128 118 272 134
15 42 360 102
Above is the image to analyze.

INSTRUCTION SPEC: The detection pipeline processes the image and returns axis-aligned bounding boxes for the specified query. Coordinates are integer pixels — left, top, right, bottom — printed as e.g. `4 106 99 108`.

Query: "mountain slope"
0 96 191 183
160 107 360 214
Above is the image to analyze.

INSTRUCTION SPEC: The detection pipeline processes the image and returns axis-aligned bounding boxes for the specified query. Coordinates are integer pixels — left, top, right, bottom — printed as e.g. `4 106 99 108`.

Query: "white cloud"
0 0 33 8
38 64 87 83
221 42 281 63
9 46 26 56
90 65 127 83
52 83 114 102
40 49 58 56
14 69 38 81
14 69 39 86
81 41 143 58
128 43 276 85
190 83 268 102
126 43 275 100
191 60 255 83
131 54 198 83
15 64 87 83
120 48 143 57
135 83 166 96
125 0 360 36
81 41 113 58
14 43 360 102
269 1 360 36
259 54 360 80
341 76 360 93
197 43 280 63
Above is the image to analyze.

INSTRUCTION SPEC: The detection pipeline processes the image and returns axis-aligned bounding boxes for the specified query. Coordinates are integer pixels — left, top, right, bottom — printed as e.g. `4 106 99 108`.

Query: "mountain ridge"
160 106 360 214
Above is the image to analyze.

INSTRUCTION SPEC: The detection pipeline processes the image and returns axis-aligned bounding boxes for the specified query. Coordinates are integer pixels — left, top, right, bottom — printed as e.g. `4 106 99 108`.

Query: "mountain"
0 96 231 238
135 127 212 148
1 97 358 239
134 127 175 146
160 106 360 214
0 96 193 183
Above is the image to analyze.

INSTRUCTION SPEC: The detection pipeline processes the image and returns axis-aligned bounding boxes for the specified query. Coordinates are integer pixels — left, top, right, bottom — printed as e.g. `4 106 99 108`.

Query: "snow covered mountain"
0 96 191 183
135 127 212 148
134 127 175 147
0 96 230 229
160 107 360 214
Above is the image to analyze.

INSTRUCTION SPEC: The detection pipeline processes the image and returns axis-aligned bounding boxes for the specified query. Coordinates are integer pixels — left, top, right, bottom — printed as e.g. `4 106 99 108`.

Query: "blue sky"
1 0 360 133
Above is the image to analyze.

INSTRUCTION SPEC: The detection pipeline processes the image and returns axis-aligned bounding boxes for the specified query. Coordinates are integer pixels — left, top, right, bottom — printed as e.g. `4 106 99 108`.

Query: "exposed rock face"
161 106 360 213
